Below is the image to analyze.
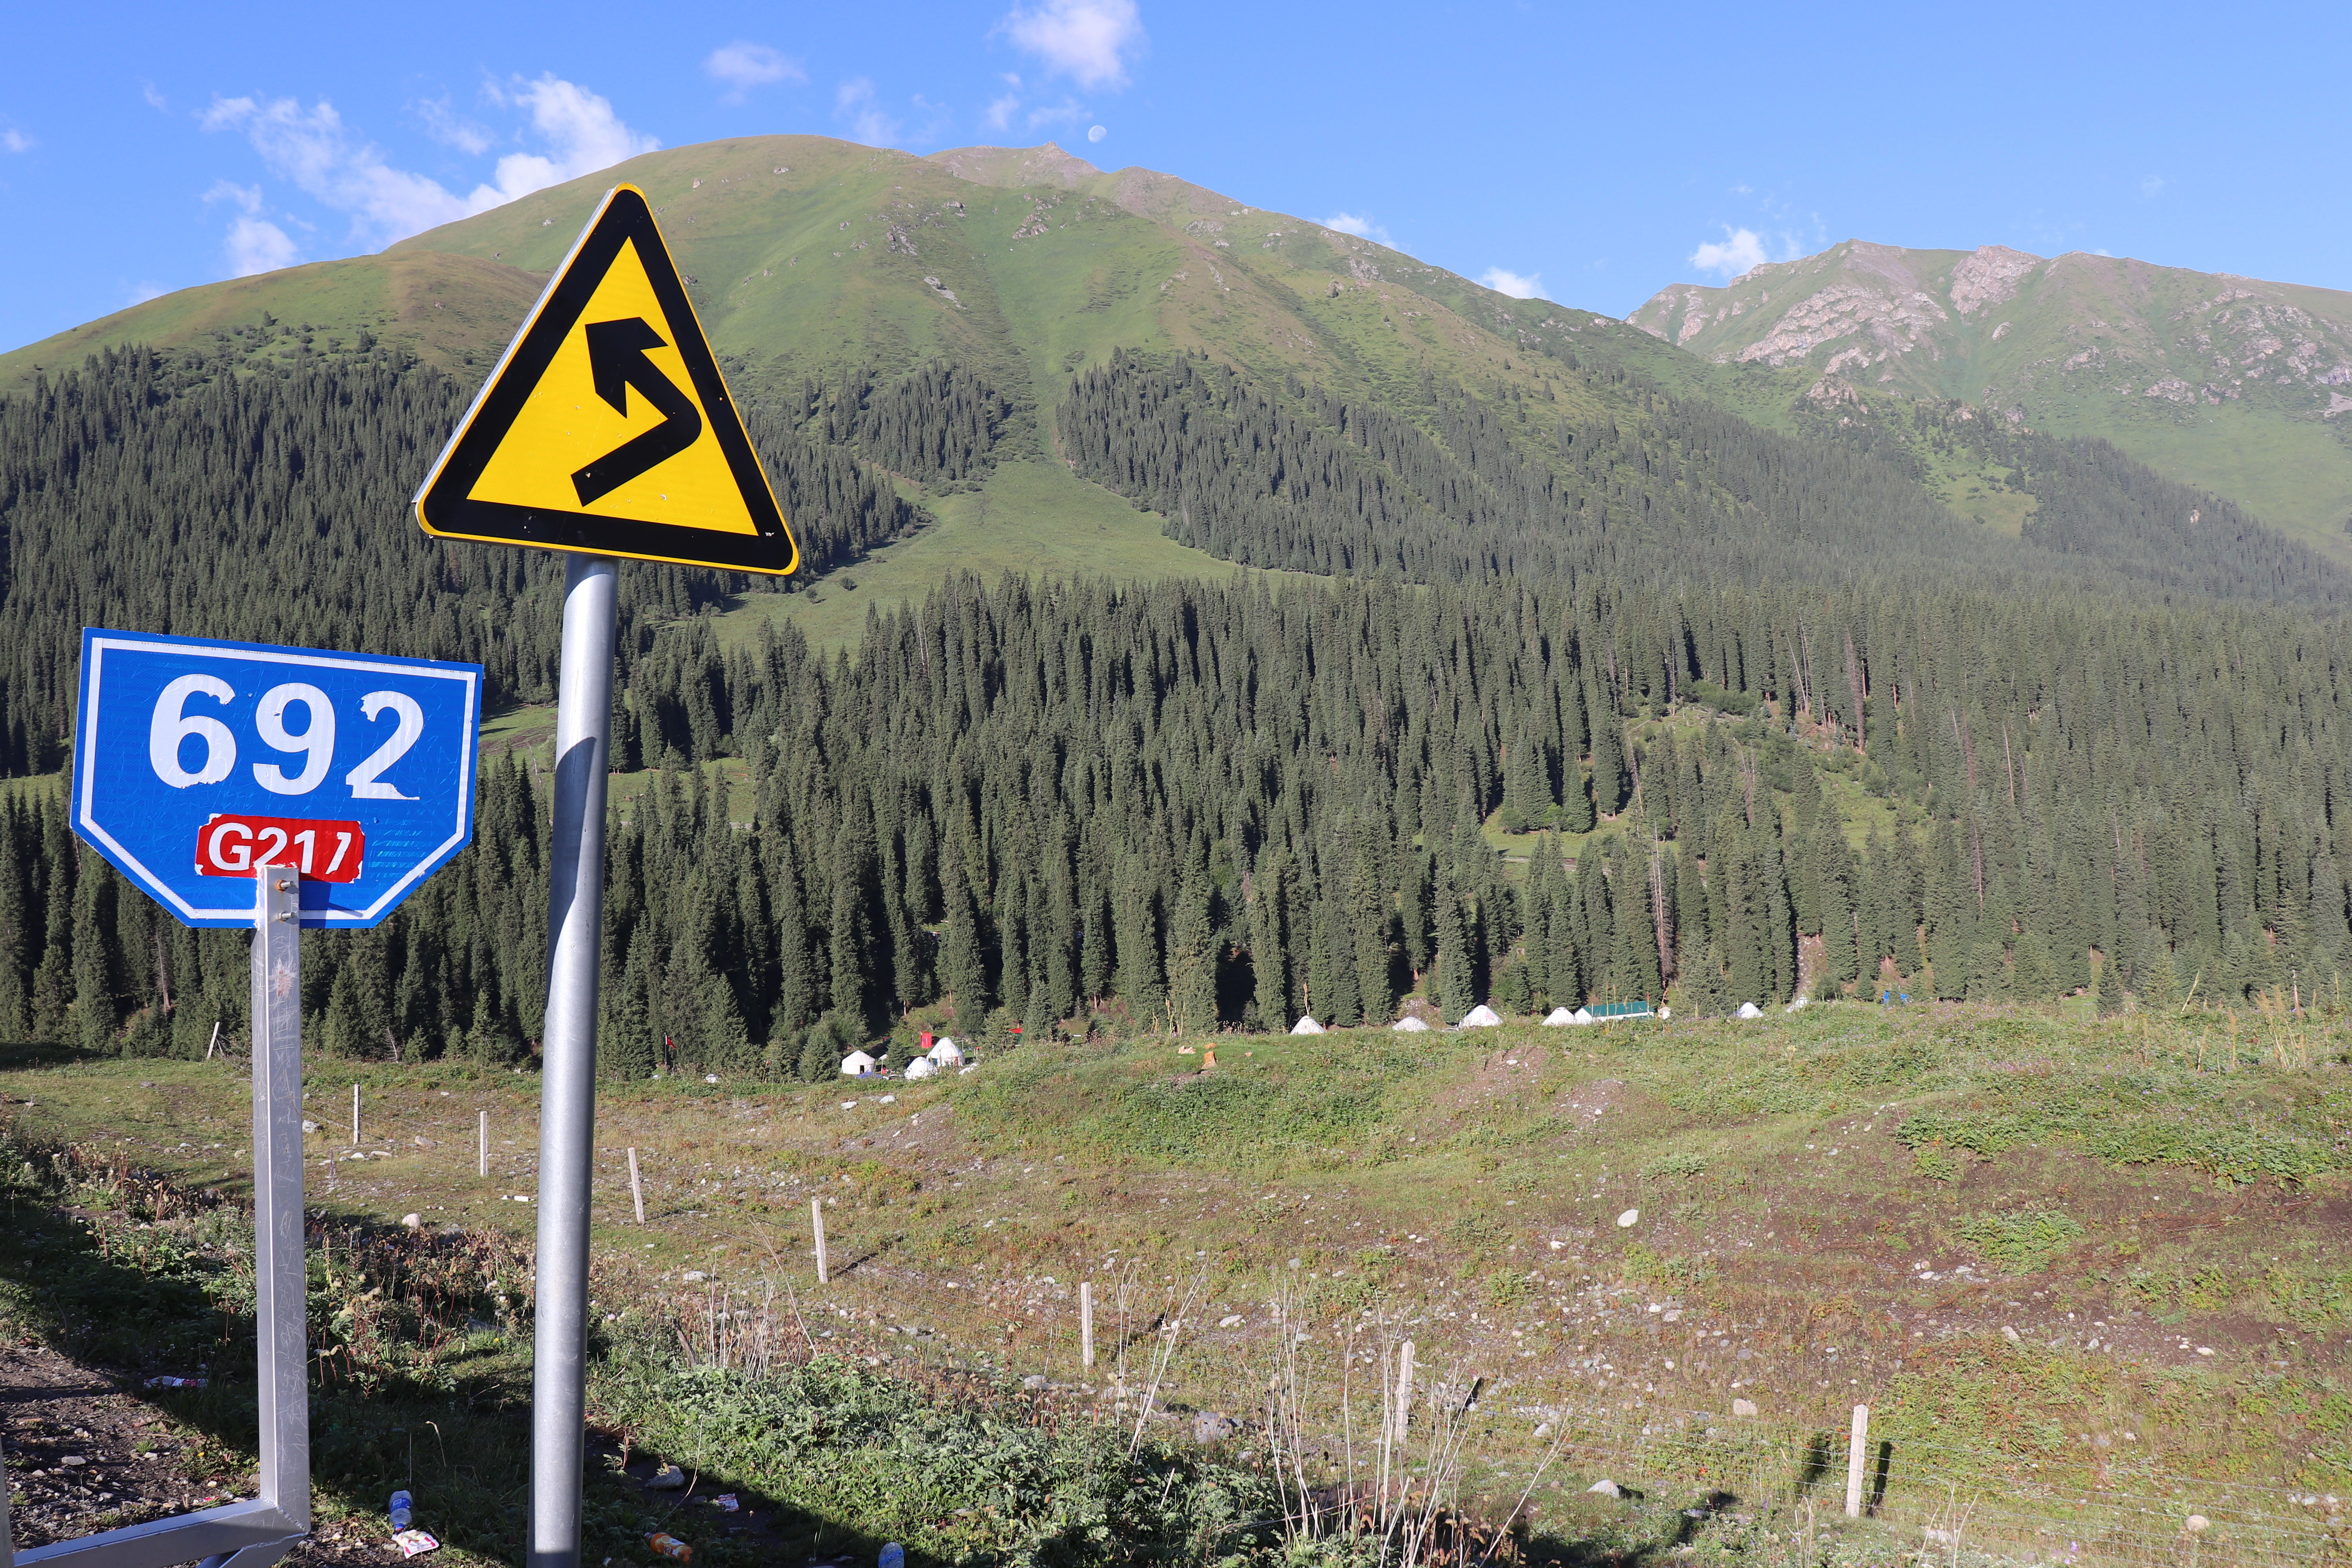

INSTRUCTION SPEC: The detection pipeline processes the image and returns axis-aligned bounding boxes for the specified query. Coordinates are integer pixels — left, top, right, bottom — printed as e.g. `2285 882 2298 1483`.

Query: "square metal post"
16 867 308 1568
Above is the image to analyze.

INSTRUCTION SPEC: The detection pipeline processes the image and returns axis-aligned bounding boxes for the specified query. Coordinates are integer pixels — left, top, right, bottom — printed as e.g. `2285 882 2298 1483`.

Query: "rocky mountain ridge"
1632 240 2352 552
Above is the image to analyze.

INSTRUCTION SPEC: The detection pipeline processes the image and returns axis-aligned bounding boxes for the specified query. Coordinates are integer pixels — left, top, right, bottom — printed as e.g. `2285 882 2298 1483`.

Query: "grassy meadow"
4 998 2349 1566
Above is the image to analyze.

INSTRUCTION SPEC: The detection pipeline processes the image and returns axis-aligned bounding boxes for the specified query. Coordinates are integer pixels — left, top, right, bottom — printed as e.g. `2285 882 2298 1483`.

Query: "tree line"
5 566 2345 1070
1058 349 2346 606
2 344 2347 1070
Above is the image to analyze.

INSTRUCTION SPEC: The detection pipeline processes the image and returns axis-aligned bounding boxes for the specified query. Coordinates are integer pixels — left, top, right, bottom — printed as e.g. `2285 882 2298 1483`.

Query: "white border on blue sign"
73 630 483 928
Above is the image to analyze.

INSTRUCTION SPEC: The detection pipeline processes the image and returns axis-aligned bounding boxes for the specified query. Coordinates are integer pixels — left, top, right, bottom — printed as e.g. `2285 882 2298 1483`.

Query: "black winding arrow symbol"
569 318 704 505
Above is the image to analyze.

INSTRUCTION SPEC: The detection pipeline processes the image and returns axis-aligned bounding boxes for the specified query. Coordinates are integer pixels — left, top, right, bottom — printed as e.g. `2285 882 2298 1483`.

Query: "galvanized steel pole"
529 556 617 1568
252 867 310 1541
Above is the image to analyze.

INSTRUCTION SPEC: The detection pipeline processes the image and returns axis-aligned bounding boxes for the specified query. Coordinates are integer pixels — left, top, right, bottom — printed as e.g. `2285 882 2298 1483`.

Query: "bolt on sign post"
413 183 797 1568
42 632 482 1568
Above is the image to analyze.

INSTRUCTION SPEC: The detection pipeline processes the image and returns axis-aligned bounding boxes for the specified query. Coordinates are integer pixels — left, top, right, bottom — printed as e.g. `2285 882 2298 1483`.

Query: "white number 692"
148 679 425 800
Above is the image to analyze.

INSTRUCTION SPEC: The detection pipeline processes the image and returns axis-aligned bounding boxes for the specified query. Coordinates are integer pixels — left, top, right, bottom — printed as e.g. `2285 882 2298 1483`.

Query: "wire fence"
656 1251 2345 1568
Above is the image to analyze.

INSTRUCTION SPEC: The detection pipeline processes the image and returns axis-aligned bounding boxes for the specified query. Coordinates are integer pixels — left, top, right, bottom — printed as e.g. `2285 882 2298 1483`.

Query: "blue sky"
2 0 2347 354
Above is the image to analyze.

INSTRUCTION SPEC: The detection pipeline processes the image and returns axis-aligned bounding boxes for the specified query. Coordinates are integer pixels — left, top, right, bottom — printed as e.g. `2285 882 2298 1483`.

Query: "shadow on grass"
0 1040 111 1071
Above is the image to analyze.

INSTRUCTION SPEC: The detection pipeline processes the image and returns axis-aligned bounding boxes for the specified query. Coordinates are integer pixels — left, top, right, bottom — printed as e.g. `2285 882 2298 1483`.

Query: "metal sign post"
18 870 309 1568
42 632 482 1568
528 557 617 1568
412 182 799 1568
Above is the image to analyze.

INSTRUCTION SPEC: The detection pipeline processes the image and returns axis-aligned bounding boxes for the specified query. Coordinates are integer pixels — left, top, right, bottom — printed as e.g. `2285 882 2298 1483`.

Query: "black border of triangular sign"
413 183 799 575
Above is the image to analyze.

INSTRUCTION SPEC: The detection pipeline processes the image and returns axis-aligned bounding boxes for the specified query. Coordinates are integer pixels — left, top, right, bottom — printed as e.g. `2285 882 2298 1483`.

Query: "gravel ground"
2 1339 402 1566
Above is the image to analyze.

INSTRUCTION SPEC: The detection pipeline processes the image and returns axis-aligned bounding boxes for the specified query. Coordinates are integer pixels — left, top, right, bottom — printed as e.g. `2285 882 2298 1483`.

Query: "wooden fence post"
1846 1404 1869 1518
1080 1282 1095 1369
1392 1340 1417 1443
478 1109 488 1178
812 1199 829 1284
627 1147 646 1225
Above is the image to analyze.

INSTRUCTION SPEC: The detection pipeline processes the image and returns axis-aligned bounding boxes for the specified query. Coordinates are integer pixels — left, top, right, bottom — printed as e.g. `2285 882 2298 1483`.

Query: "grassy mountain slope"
0 249 542 386
2 136 2339 610
717 457 1307 655
2 135 1675 443
1632 240 2352 557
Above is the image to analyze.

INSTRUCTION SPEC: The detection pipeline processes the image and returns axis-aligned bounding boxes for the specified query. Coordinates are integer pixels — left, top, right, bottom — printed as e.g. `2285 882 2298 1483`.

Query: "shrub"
1956 1209 2084 1272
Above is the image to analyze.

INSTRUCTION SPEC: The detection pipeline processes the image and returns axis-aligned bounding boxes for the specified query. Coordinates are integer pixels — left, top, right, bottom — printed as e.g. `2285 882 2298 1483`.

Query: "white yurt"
1539 1006 1577 1026
1572 1007 1595 1025
1458 1004 1503 1028
904 1056 939 1080
839 1048 880 1076
927 1036 965 1067
1390 1014 1432 1033
1289 1016 1327 1035
1734 1002 1764 1020
1785 995 1810 1013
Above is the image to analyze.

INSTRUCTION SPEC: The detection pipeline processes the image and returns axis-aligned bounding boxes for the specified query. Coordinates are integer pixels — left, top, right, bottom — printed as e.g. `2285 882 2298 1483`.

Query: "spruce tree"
1166 865 1217 1034
1350 849 1395 1024
1434 870 1473 1020
1249 851 1292 1031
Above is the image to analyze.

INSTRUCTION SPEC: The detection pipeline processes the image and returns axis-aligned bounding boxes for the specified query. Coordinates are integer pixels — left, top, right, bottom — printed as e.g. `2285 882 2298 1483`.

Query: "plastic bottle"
390 1490 412 1530
646 1532 692 1563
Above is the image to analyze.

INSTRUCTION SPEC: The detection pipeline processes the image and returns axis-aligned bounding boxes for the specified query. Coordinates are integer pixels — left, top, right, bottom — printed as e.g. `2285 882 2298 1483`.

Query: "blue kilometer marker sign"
71 629 484 927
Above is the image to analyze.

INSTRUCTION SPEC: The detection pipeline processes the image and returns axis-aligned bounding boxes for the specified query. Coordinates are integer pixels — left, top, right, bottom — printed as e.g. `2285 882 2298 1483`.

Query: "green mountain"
2 132 2350 1148
2 134 1681 437
1630 240 2352 558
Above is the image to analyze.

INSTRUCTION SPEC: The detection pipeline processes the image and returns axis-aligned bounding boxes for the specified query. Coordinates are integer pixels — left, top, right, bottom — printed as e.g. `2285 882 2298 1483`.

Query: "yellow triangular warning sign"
413 184 797 575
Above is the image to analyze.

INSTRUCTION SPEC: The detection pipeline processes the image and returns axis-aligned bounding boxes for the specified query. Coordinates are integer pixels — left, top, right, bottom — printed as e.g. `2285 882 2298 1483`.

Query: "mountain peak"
1629 237 2352 555
924 142 1105 190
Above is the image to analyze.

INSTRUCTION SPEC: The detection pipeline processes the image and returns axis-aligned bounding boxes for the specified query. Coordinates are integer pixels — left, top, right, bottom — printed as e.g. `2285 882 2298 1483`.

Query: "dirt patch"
1435 1045 1551 1117
1555 1078 1627 1127
836 1100 971 1168
0 1340 402 1564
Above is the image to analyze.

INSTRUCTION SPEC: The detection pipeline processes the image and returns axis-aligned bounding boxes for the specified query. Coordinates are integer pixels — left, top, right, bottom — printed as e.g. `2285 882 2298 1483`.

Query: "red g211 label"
195 815 366 882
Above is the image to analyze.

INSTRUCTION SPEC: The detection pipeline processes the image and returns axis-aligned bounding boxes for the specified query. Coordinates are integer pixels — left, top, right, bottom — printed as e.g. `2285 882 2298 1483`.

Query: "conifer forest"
1 339 2346 1077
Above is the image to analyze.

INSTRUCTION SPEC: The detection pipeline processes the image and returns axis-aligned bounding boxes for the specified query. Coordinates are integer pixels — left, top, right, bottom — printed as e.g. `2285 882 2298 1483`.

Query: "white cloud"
1000 0 1145 90
203 77 657 247
1480 266 1544 300
834 78 899 146
477 75 660 204
1087 124 1106 143
1024 96 1087 131
204 95 468 239
706 41 804 103
125 281 169 306
908 95 955 142
2141 174 2165 198
1 129 33 154
416 96 493 156
1690 225 1771 278
143 83 169 111
203 178 265 214
984 93 1021 131
1323 211 1393 247
225 217 300 276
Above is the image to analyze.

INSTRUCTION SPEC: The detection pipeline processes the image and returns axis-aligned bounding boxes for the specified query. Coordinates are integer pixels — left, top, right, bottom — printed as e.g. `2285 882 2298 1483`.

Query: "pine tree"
1249 851 1292 1031
1166 864 1217 1034
1350 849 1395 1024
1434 870 1473 1020
1590 693 1628 818
69 852 116 1053
1812 822 1857 993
